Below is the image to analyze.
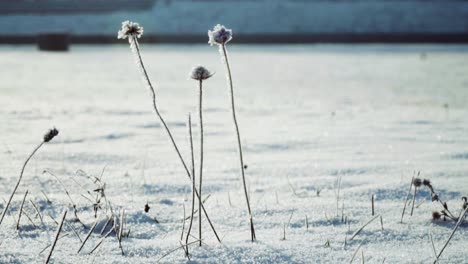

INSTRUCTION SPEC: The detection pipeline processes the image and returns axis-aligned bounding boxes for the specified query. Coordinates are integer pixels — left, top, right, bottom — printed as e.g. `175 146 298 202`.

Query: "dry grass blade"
433 206 468 263
400 173 415 223
30 199 44 225
349 240 365 264
16 190 29 230
156 240 201 263
77 216 100 253
0 141 44 227
350 215 380 241
45 209 67 264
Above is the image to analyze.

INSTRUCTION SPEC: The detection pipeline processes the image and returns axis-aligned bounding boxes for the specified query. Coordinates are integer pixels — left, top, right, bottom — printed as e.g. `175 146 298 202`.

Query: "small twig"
45 209 67 264
371 194 375 216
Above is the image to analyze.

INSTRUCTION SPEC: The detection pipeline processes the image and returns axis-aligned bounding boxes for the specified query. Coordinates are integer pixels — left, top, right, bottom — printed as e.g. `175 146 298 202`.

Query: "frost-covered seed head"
208 24 232 46
190 66 213 81
412 178 422 188
118 20 144 39
432 211 441 220
44 128 59 143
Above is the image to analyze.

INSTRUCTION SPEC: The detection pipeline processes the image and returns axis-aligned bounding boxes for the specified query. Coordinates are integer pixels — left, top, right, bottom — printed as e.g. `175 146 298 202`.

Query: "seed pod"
43 128 59 143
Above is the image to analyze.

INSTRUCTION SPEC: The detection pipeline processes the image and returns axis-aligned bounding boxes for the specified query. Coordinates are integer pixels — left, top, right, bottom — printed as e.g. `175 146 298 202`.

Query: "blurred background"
1 0 468 45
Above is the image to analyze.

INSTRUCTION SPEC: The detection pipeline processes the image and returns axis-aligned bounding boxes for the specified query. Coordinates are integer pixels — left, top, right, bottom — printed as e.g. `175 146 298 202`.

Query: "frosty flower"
117 20 144 39
43 127 59 143
190 66 213 81
208 24 232 46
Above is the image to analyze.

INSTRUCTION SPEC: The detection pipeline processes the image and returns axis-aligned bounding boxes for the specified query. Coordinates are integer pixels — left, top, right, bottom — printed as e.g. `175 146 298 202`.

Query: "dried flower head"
190 66 213 81
422 179 431 187
117 20 144 39
43 128 59 143
432 211 441 220
208 24 232 46
431 193 439 202
412 178 422 188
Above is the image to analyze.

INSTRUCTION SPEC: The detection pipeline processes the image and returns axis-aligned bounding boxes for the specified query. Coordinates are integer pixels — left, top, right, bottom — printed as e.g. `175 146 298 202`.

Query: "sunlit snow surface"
0 44 467 263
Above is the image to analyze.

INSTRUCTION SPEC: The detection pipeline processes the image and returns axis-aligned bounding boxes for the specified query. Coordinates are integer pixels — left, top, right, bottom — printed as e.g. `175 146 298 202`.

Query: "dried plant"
209 24 256 241
118 20 220 243
0 128 59 227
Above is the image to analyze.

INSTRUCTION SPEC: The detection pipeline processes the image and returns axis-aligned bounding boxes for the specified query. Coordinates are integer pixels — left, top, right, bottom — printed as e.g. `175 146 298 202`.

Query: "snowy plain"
0 44 467 263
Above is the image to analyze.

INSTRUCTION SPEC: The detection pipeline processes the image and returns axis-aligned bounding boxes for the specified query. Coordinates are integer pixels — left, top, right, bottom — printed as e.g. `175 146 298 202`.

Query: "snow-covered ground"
0 44 467 263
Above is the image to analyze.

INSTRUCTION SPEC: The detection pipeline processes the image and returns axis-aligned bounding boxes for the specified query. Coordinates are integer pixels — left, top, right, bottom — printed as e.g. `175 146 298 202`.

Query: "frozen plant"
208 24 232 46
407 176 467 223
208 24 256 241
190 65 213 246
118 21 221 243
0 128 59 227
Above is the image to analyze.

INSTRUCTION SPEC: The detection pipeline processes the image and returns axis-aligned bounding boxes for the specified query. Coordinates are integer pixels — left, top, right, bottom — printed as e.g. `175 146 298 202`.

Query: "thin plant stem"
350 215 380 241
198 79 204 246
434 206 468 263
221 43 256 242
16 190 28 230
77 216 100 253
410 187 417 216
400 174 415 223
185 114 196 253
0 141 44 227
45 210 67 264
30 199 44 225
128 36 220 243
